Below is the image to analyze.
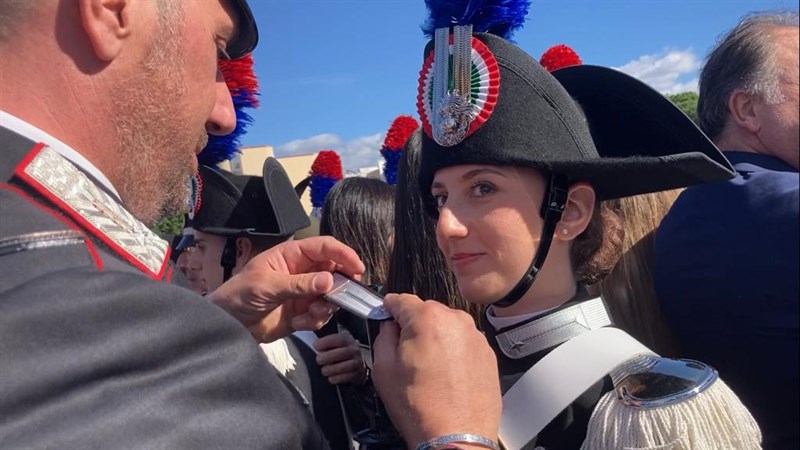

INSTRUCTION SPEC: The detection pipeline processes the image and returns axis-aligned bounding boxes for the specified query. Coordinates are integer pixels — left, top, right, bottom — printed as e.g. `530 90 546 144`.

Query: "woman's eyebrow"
461 167 508 180
432 167 508 189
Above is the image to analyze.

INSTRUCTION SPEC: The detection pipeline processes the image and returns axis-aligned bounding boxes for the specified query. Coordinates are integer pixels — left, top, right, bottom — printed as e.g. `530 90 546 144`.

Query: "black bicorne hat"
417 33 734 212
415 16 733 308
193 157 310 238
227 0 259 59
294 176 311 198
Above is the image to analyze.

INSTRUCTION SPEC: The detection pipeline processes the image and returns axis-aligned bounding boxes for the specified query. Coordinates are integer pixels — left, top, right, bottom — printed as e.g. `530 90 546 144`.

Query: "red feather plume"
382 115 419 151
219 54 260 106
540 44 582 72
310 150 343 180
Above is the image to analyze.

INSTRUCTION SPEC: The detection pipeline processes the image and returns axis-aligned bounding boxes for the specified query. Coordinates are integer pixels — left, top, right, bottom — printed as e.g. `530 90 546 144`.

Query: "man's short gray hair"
697 10 799 141
0 0 39 41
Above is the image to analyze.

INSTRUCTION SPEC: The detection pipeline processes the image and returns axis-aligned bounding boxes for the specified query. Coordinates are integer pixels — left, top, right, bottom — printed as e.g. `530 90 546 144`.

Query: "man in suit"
655 11 799 450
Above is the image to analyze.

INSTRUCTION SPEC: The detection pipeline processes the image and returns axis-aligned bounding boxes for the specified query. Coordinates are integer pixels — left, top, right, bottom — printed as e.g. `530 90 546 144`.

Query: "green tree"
152 214 184 237
666 91 699 125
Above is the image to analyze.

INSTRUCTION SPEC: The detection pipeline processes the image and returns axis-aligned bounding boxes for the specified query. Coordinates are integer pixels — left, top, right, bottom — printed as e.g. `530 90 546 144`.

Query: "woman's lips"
451 252 483 269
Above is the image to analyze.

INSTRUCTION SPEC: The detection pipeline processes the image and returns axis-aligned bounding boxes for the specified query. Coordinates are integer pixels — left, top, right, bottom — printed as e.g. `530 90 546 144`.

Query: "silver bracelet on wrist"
415 433 500 450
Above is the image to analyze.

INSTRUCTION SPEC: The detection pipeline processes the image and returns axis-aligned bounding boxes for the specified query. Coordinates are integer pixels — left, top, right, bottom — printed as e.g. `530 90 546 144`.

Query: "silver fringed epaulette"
584 347 761 449
610 354 718 408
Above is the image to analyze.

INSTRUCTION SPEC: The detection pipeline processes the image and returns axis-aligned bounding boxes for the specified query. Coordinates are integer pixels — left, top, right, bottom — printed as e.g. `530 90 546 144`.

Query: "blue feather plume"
197 88 258 167
421 0 531 41
380 148 403 185
310 175 338 208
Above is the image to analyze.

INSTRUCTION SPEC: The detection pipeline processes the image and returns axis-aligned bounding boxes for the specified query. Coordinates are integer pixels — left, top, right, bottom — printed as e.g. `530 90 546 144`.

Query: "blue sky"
240 0 798 171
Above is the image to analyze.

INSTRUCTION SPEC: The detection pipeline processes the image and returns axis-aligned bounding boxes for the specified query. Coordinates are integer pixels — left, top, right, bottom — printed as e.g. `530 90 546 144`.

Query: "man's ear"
78 0 132 62
556 182 595 241
235 237 254 267
728 89 762 134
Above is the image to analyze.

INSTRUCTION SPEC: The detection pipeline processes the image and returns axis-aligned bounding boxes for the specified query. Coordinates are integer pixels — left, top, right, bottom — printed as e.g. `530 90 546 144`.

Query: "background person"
182 160 354 449
655 10 799 449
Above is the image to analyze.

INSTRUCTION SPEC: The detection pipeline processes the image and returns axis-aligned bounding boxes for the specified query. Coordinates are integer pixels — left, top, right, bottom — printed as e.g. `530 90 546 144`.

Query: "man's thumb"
285 271 334 298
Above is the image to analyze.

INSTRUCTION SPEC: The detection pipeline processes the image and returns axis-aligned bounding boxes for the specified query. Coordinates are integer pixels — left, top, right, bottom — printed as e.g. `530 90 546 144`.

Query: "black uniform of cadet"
187 162 351 450
0 123 329 447
413 7 739 447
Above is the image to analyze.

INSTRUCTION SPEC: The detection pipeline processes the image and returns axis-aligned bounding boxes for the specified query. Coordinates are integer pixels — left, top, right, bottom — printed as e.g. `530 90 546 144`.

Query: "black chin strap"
492 174 569 308
220 237 238 283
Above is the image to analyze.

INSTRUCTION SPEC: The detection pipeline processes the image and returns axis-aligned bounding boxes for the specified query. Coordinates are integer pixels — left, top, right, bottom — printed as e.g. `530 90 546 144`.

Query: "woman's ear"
556 182 595 241
78 0 133 62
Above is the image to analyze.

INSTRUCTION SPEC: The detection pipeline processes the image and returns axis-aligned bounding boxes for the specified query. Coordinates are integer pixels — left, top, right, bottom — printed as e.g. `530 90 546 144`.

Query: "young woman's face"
432 164 547 304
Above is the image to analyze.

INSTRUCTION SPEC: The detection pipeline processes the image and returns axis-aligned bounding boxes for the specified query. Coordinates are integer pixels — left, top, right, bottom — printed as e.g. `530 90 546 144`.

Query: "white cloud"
275 132 385 171
616 49 700 94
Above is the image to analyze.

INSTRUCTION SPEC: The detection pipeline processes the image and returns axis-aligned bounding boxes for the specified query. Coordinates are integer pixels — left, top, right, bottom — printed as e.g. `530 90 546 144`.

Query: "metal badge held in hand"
323 272 392 321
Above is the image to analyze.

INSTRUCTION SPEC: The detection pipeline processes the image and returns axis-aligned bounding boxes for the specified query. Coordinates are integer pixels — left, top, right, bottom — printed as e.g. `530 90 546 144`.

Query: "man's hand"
207 237 364 343
314 331 367 385
372 294 501 447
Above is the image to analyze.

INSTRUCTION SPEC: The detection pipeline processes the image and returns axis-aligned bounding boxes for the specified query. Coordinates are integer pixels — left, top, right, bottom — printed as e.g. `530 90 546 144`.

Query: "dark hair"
384 130 484 325
571 200 624 285
319 177 395 287
698 10 799 140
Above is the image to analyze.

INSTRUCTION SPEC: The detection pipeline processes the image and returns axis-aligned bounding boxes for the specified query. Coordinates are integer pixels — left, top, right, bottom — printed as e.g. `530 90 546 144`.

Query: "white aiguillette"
323 272 392 321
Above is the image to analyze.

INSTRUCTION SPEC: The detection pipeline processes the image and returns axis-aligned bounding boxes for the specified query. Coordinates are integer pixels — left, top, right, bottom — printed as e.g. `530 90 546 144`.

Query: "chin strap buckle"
547 174 569 214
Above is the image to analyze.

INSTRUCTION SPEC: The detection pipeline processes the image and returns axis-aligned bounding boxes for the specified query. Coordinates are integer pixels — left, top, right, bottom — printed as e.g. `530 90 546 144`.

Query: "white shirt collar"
1 110 120 199
485 304 562 330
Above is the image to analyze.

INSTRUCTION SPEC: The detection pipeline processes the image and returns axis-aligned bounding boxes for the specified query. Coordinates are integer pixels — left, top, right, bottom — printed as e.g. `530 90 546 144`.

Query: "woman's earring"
561 229 569 235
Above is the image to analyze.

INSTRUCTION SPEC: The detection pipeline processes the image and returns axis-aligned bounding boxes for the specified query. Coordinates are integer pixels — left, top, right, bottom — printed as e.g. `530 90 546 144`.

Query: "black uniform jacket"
0 126 329 449
483 292 614 450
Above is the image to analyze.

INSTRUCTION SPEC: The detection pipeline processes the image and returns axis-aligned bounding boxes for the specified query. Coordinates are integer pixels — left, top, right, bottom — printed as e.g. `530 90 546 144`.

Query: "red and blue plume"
309 150 343 212
421 0 531 42
540 44 582 72
198 54 260 167
380 115 419 185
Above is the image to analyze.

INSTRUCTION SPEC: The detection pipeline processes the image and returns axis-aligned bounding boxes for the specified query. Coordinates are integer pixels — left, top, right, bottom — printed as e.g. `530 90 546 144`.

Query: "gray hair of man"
0 0 38 41
697 10 799 141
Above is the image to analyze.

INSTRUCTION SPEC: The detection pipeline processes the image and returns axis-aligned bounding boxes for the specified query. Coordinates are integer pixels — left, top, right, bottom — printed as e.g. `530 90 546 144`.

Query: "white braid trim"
260 339 297 377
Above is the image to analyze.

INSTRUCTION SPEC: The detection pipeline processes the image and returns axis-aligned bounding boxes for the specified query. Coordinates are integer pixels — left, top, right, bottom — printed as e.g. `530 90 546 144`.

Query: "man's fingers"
293 236 365 275
372 320 400 389
320 358 362 377
316 345 357 366
382 293 425 328
313 333 352 352
282 271 334 299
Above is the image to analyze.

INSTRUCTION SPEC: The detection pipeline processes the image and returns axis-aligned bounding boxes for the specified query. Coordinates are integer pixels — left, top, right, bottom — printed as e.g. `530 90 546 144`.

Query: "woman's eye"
471 182 496 197
432 194 447 209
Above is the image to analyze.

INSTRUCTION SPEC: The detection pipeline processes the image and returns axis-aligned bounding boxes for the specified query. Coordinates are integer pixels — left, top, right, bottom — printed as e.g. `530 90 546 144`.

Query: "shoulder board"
13 144 170 279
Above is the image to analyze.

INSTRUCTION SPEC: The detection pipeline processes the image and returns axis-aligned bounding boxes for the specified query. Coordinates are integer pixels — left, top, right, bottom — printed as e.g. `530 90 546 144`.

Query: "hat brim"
174 233 195 251
195 226 292 240
551 65 734 199
263 157 312 234
227 0 258 59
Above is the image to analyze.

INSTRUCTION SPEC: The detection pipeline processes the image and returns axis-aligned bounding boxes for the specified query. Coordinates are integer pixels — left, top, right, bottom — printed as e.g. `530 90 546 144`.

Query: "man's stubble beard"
110 8 202 227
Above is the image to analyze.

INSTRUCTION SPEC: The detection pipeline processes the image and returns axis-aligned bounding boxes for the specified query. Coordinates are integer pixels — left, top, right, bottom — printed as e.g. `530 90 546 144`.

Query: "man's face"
186 230 228 295
753 27 800 169
111 0 238 225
